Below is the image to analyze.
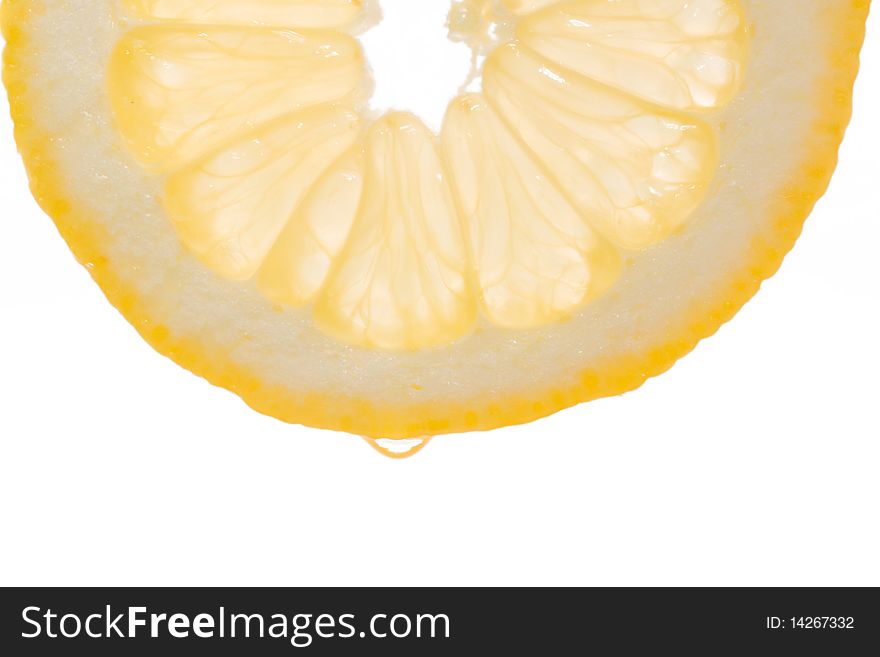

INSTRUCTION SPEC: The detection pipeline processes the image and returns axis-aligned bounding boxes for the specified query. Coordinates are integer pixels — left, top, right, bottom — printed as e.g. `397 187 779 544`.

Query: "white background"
1 7 878 587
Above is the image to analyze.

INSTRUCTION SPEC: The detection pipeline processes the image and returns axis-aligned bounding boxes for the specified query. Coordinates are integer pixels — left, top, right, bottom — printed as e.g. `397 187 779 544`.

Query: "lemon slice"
2 0 869 442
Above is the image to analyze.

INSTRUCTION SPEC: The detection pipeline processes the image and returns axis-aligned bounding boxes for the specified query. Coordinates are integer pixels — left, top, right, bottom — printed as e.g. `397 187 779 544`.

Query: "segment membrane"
315 114 474 350
165 108 361 280
258 149 365 306
109 27 366 169
485 43 718 249
443 94 620 327
518 0 747 110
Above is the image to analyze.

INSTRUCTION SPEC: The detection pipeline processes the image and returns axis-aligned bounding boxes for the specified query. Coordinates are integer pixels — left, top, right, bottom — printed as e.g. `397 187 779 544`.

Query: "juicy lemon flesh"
314 113 476 351
108 0 747 351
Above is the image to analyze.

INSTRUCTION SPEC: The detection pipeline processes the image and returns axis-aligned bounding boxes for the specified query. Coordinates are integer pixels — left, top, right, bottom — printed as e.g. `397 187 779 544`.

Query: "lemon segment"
108 27 367 170
123 0 370 30
484 43 719 250
314 113 475 350
257 149 365 307
443 94 620 328
517 0 748 110
165 107 362 280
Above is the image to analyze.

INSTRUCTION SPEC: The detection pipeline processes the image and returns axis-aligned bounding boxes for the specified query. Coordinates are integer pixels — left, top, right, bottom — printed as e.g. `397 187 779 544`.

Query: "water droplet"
362 436 432 459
